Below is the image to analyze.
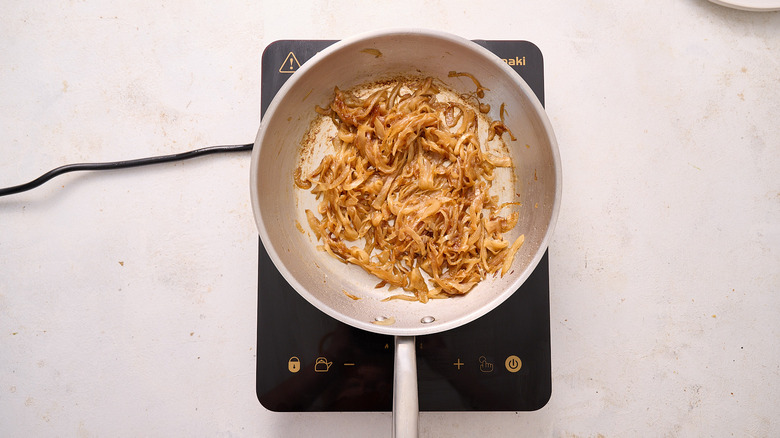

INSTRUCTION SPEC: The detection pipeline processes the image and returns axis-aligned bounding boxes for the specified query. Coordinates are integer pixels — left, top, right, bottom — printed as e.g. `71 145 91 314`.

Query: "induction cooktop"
256 39 551 412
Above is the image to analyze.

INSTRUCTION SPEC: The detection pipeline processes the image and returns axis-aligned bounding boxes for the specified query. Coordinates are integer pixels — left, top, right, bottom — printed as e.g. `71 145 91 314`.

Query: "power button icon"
505 355 522 373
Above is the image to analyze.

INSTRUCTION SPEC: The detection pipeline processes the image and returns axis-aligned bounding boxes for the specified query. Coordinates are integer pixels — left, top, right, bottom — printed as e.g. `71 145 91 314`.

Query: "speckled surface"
1 1 778 436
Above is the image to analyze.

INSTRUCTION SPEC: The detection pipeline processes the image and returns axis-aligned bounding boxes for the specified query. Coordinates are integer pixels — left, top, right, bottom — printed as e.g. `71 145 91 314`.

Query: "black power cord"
0 143 253 197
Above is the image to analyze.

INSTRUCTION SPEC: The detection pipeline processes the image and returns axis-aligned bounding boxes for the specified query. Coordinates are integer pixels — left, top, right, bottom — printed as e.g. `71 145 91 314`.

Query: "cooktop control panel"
256 40 551 412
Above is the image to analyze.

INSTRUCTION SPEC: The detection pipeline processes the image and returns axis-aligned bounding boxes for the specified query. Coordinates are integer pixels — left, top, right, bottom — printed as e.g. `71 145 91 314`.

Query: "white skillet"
250 29 561 437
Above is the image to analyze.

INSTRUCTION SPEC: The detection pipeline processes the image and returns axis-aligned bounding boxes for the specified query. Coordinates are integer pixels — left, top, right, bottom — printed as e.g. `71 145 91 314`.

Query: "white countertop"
1 1 778 436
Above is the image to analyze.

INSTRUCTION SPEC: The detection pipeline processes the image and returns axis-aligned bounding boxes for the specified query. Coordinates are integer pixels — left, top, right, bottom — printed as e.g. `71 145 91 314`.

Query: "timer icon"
505 355 522 373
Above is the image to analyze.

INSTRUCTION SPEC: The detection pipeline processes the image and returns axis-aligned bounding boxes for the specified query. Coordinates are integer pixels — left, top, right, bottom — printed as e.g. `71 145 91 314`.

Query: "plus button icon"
453 358 464 370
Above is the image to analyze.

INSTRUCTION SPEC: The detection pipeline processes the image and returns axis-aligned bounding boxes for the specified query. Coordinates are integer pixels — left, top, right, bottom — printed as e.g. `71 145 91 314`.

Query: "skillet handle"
393 335 418 438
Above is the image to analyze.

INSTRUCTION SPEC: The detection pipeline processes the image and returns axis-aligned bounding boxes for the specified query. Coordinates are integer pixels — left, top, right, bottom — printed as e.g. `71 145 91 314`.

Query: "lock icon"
288 356 301 373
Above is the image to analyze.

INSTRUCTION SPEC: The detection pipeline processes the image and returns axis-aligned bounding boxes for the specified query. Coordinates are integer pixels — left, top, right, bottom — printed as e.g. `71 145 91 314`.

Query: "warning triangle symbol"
279 52 301 74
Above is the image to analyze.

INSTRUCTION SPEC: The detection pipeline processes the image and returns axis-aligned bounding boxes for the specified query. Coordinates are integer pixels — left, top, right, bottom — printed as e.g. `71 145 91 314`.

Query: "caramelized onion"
299 76 523 302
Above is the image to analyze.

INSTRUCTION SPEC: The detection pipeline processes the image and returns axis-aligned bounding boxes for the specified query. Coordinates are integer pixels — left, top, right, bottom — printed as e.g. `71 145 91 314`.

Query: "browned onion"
297 76 524 303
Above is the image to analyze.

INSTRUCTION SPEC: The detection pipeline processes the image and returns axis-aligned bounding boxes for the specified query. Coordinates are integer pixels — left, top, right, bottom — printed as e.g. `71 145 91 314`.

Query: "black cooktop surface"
256 39 551 412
